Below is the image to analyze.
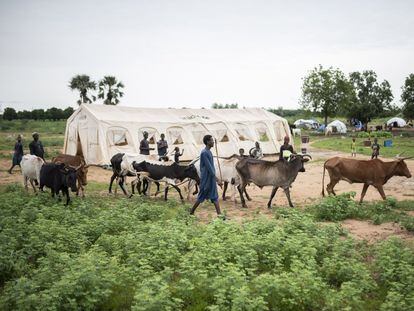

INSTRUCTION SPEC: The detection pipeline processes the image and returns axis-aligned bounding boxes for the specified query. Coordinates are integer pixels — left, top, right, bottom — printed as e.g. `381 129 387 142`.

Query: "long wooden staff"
214 138 223 184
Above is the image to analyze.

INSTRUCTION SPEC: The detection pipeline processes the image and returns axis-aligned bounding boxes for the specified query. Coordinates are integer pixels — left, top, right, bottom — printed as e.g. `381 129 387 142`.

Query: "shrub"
307 192 359 221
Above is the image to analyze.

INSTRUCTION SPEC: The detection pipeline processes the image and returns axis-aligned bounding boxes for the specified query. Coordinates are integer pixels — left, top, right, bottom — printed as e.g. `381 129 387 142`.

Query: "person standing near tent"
371 138 380 159
29 132 45 160
189 135 223 217
279 136 295 161
351 137 357 157
8 134 23 174
157 133 168 160
173 147 184 163
139 131 154 155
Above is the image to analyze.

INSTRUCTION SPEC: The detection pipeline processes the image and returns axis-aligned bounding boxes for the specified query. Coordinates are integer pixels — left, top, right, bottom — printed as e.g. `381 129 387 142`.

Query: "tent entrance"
76 134 83 157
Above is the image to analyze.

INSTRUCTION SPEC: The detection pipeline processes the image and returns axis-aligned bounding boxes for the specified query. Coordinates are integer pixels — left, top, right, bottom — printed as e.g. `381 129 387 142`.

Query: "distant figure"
173 147 184 163
8 134 23 174
351 137 357 157
279 136 295 161
157 133 168 160
139 131 154 155
371 138 380 159
29 132 44 160
250 142 263 159
239 148 248 158
189 135 222 217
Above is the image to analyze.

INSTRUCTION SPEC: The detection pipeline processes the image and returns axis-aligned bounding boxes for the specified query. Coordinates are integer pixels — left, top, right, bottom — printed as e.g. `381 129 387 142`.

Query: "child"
371 138 380 159
173 147 184 163
351 137 356 157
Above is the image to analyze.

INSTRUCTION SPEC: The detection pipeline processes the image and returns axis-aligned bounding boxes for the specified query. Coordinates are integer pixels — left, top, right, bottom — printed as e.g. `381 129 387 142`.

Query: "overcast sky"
1 0 413 111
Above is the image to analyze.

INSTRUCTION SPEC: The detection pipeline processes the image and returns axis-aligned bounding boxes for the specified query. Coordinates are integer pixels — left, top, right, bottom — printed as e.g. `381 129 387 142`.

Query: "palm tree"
69 75 97 105
98 76 125 105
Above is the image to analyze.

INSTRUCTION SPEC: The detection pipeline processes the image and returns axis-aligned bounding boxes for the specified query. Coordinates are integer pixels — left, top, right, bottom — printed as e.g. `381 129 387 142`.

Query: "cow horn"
402 156 413 161
302 154 312 160
395 151 405 159
68 165 82 170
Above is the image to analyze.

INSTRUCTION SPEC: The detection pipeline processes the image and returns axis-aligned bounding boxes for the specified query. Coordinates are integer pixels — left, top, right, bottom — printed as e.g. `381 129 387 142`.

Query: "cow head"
290 154 312 172
132 160 147 172
59 165 78 192
184 164 200 184
69 164 88 186
394 158 412 178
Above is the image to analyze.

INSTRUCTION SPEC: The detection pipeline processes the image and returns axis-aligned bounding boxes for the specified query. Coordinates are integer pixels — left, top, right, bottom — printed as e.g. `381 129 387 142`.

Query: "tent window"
139 128 158 145
193 131 207 144
167 128 184 145
256 127 269 142
235 129 251 141
107 127 129 146
274 123 283 141
213 129 229 143
221 134 229 142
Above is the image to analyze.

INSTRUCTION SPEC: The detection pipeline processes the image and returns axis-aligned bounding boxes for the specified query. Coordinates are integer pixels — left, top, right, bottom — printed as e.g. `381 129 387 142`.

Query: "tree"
98 76 124 105
63 107 75 119
46 108 64 120
31 109 46 120
401 74 414 120
69 74 96 105
344 70 393 129
3 107 18 120
301 65 353 126
17 110 32 119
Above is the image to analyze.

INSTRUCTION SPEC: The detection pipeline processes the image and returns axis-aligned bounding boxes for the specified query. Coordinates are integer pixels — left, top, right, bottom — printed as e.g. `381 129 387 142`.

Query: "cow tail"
321 162 326 197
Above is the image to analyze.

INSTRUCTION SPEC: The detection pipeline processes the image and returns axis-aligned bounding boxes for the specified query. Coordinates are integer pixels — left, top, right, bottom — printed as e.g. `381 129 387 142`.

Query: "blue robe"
197 148 218 203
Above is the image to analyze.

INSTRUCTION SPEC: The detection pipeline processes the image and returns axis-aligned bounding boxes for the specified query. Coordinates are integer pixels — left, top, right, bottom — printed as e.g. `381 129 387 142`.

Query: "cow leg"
164 186 169 200
193 183 199 195
375 185 387 200
327 178 339 196
244 189 252 201
108 172 117 193
360 184 369 203
154 182 161 196
63 188 70 205
118 177 129 196
267 186 278 209
222 181 228 201
238 183 247 208
171 185 184 202
23 176 29 191
283 187 294 207
29 179 37 193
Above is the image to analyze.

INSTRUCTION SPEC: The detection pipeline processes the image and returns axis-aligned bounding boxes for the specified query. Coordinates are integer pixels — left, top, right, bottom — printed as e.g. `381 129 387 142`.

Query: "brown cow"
52 154 89 196
322 157 412 203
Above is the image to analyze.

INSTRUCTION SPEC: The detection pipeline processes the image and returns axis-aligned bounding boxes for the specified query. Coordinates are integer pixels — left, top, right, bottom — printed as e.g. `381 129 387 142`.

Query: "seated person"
279 136 295 161
250 142 263 159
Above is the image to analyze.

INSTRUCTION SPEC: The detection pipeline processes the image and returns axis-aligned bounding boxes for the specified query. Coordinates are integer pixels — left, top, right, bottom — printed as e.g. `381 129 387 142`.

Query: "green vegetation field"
0 120 66 159
312 136 414 158
1 185 414 310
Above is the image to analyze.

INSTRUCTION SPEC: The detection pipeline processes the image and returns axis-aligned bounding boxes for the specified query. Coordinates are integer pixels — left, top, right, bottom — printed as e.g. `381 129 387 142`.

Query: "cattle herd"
19 151 412 207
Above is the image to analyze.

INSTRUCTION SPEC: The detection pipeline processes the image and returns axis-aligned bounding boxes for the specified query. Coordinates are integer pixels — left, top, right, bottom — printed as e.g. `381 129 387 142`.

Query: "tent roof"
387 117 406 126
80 104 284 124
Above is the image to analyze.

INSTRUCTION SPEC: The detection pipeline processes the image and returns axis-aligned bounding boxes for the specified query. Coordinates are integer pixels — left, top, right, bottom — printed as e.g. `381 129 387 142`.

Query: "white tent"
293 119 319 129
63 104 292 165
326 120 347 134
387 117 406 128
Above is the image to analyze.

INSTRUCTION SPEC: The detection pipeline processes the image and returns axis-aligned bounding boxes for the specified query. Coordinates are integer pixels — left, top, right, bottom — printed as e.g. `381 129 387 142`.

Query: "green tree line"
2 107 74 121
301 66 414 127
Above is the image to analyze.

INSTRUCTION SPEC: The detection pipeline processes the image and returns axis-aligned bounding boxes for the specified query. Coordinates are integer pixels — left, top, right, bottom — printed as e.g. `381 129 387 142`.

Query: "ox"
40 163 79 205
322 157 412 203
20 154 45 192
52 154 89 196
131 160 200 201
236 154 311 208
189 156 251 203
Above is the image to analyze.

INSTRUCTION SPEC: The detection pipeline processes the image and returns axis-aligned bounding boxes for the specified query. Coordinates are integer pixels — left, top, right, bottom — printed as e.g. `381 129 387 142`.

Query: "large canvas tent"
63 104 292 165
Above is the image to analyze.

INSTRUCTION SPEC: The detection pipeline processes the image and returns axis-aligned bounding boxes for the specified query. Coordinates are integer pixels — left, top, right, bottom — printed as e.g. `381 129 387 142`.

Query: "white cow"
20 154 45 192
292 128 301 137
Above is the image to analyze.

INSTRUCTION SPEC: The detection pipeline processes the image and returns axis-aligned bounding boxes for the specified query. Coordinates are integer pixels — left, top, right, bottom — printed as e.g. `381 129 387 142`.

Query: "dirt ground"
2 145 414 241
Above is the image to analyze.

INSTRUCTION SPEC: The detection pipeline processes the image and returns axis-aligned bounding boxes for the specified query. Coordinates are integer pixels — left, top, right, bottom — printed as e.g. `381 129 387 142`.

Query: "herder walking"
189 135 223 217
8 134 23 174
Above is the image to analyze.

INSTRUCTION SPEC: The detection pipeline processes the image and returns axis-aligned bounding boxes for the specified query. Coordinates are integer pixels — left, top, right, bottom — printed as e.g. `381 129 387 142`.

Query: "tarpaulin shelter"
293 119 320 129
63 104 292 165
326 120 347 134
387 117 406 128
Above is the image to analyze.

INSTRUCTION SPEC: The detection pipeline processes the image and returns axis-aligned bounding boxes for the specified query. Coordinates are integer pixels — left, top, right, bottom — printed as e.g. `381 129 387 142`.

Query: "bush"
356 131 392 138
307 192 359 221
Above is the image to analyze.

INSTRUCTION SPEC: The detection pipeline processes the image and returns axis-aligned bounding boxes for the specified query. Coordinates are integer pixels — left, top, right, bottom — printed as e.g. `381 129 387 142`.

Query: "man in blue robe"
190 135 222 216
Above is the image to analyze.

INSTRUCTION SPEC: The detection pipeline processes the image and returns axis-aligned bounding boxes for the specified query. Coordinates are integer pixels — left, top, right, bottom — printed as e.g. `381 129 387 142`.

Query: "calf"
236 154 311 208
40 163 79 205
20 154 45 192
52 154 89 196
132 160 200 201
